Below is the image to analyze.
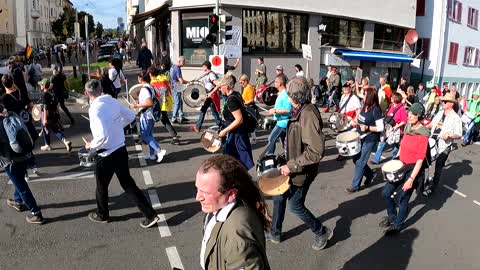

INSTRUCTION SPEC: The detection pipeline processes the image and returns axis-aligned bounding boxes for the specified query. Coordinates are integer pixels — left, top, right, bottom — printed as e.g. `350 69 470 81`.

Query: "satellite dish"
405 29 419 45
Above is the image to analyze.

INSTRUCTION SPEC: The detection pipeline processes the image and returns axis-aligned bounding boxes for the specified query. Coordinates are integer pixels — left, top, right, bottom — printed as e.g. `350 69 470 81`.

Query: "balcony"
31 9 40 19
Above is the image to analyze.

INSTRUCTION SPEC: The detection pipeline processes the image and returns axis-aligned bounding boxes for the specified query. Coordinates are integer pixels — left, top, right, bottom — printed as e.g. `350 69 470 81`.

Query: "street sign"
74 22 80 39
209 55 225 75
302 44 312 61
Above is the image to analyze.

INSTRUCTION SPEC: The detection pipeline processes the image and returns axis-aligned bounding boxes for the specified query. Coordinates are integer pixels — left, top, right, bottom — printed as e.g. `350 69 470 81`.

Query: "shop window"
448 42 459 64
467 7 478 29
373 24 406 52
448 0 463 23
180 11 213 66
242 9 308 54
320 16 364 48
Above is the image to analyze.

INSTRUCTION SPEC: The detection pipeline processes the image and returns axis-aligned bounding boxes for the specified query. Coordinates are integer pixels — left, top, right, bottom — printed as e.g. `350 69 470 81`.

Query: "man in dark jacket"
266 76 333 251
136 42 153 71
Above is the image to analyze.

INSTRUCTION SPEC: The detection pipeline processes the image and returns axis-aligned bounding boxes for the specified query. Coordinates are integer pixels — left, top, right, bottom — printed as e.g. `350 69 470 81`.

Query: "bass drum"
183 82 207 108
256 85 278 106
128 84 143 101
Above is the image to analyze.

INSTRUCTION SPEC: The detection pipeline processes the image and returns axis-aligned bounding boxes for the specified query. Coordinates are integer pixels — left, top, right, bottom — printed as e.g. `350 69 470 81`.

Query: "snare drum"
256 154 287 178
78 147 97 168
327 112 349 132
336 131 361 157
200 127 222 153
461 113 473 128
381 160 405 183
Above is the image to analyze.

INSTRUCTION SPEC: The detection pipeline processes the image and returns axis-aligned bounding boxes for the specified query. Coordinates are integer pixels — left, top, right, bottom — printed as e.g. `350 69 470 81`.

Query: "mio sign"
185 27 209 43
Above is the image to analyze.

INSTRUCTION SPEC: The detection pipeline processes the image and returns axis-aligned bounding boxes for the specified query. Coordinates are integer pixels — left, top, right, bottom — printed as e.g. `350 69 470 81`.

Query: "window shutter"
417 0 426 16
464 47 468 65
448 0 453 18
475 9 479 28
449 42 454 63
468 7 472 26
454 43 459 63
476 48 480 66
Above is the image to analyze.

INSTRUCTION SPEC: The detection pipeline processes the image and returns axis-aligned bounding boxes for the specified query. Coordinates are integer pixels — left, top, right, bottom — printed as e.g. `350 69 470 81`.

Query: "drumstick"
123 96 131 105
81 115 90 121
257 106 268 112
82 137 88 144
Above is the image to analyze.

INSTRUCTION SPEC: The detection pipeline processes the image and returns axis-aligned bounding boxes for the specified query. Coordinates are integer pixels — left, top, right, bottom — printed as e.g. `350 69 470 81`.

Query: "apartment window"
242 9 308 54
180 11 212 66
320 16 364 48
448 42 459 64
467 7 479 29
373 24 406 51
414 38 430 59
448 0 463 23
463 46 480 66
416 0 425 16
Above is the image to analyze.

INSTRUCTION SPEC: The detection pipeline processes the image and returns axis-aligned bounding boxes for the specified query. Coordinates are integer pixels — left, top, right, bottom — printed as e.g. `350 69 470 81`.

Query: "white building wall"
172 0 417 28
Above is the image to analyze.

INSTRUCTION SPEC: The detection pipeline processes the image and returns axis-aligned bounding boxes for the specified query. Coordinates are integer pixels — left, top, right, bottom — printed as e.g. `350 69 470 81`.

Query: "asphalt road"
1 71 480 269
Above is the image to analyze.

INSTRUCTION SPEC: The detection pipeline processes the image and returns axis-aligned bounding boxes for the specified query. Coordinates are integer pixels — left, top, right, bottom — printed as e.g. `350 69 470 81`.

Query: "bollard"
73 65 78 78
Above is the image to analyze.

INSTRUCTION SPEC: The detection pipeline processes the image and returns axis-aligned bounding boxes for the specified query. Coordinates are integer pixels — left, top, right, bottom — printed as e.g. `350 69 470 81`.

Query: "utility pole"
214 0 219 55
85 15 90 79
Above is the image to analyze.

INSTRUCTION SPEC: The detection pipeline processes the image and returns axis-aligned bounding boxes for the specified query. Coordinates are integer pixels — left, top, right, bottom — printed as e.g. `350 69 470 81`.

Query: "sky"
71 0 126 29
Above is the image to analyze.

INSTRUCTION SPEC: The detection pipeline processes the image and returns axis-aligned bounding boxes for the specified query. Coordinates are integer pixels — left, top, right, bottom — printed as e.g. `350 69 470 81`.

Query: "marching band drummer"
345 87 384 194
83 79 160 228
380 103 430 235
335 83 362 161
217 75 254 170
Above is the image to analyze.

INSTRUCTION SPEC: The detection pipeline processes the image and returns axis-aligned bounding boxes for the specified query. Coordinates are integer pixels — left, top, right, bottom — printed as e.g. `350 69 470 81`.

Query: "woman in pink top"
370 93 407 164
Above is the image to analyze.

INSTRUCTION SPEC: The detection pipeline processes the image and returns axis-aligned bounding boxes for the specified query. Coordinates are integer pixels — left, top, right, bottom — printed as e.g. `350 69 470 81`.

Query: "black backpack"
231 93 258 133
142 85 161 122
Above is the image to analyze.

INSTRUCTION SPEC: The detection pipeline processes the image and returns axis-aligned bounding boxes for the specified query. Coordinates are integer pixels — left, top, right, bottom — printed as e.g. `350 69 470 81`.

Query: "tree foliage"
50 8 96 42
78 11 95 39
95 22 104 39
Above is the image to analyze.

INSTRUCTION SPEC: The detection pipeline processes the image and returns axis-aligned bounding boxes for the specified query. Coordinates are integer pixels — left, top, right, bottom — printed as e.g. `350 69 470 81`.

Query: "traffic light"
220 15 233 44
206 14 219 45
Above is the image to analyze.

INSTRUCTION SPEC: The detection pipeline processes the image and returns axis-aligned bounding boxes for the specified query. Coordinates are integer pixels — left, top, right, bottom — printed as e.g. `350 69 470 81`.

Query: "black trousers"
58 97 75 124
95 146 156 219
160 111 177 137
431 150 450 189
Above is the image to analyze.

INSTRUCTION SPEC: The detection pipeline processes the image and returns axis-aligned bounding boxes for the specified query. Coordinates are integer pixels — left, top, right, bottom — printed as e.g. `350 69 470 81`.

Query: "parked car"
97 44 116 62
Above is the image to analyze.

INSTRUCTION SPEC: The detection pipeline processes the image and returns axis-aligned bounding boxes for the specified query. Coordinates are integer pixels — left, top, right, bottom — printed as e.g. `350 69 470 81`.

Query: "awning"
334 49 414 63
131 3 169 24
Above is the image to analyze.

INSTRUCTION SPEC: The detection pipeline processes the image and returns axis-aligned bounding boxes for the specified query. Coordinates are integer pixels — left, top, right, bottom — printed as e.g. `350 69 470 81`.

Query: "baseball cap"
275 65 284 71
408 103 425 118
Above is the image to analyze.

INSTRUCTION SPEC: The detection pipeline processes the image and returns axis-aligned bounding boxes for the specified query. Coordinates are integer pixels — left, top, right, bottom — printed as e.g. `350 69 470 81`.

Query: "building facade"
132 0 417 87
0 0 16 57
412 0 480 97
14 0 65 50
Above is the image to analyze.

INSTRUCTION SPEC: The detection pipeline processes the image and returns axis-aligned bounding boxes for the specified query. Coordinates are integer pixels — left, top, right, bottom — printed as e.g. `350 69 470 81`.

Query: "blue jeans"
382 169 415 229
4 161 41 214
351 140 376 189
172 90 184 121
271 178 322 237
140 115 161 156
266 125 286 155
372 141 399 163
43 127 65 145
196 97 221 130
463 121 476 144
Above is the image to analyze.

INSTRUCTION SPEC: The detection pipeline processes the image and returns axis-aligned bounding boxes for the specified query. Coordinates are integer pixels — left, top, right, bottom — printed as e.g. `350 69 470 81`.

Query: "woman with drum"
217 75 254 170
370 92 407 165
380 103 430 235
345 87 384 193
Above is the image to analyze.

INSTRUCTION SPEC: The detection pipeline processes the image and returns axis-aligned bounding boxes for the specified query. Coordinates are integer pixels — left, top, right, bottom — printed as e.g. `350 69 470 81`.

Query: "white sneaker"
156 149 167 163
40 145 51 151
63 139 72 152
143 154 156 161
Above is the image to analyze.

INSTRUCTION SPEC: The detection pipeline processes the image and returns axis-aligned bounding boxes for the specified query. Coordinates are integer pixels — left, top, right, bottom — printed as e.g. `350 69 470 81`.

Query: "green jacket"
203 201 270 270
467 99 480 123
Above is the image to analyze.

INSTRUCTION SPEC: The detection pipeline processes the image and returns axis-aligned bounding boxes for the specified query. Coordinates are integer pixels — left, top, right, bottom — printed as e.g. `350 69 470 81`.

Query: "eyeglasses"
442 100 452 104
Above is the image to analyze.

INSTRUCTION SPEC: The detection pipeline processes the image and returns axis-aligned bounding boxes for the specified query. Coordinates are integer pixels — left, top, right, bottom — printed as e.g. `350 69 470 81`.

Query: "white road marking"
8 171 94 184
370 153 387 161
443 184 467 198
157 214 171 237
473 200 480 207
135 145 142 151
166 246 184 270
148 189 162 209
142 170 153 185
135 145 147 167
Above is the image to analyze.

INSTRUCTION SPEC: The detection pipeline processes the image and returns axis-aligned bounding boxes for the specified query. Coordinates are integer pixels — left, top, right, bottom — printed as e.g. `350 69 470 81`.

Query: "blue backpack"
3 112 34 155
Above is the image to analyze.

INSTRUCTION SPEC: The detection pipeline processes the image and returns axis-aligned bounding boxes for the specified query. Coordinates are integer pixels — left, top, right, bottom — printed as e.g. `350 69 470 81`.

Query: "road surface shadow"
341 228 419 270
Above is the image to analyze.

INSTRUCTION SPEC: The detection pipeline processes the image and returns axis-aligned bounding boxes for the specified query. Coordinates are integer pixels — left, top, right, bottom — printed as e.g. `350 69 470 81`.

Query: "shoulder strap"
339 93 353 113
389 104 403 117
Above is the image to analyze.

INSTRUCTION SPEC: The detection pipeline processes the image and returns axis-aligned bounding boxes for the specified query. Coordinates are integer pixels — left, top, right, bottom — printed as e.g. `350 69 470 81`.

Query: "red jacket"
399 127 429 165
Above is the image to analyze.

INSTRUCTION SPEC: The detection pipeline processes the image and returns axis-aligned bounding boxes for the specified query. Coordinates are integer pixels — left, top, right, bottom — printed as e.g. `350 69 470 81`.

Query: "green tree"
51 7 76 42
78 11 95 39
95 22 104 39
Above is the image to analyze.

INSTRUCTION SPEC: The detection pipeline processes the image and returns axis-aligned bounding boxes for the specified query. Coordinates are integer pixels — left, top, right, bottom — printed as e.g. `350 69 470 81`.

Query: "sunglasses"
442 100 453 104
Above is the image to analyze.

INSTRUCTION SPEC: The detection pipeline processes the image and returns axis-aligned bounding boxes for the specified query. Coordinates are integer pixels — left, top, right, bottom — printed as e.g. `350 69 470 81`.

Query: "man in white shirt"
424 92 463 196
83 79 159 228
191 61 221 132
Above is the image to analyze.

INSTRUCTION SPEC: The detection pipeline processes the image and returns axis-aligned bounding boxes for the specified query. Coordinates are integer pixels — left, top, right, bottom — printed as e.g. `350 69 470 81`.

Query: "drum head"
258 175 290 196
262 87 278 106
183 83 207 108
337 131 360 142
200 130 222 153
382 160 404 173
32 105 42 121
129 84 143 100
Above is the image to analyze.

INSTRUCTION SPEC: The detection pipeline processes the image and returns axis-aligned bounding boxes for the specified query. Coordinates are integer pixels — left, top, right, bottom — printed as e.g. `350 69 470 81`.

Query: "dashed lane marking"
157 214 172 238
7 171 94 184
443 184 467 198
148 189 162 209
142 170 153 185
166 246 184 270
473 200 480 207
135 144 147 167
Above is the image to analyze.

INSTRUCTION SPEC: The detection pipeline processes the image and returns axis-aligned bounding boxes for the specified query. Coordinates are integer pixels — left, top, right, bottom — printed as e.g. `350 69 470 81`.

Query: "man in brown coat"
266 76 334 250
196 155 271 270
